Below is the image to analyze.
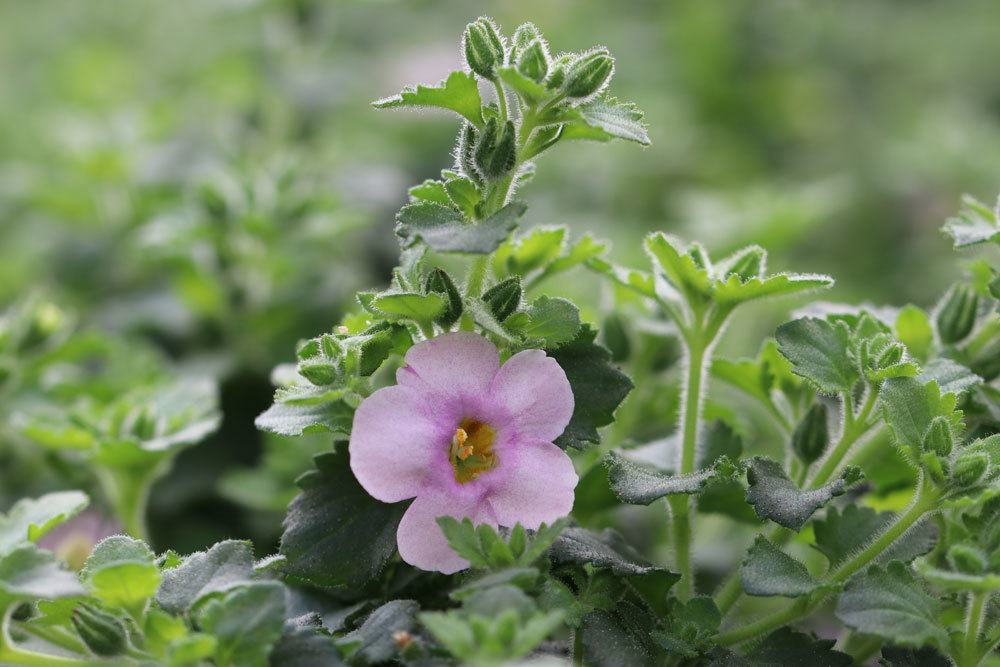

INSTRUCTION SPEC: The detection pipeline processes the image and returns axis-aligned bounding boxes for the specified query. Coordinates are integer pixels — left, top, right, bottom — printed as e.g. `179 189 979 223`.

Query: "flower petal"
491 349 574 442
396 332 500 401
396 491 493 574
487 439 577 528
349 385 449 503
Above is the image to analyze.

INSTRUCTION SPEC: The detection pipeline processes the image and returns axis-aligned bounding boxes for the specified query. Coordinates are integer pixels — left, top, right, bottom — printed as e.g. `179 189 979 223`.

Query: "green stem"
96 464 159 543
493 79 508 122
1 607 112 667
961 591 989 667
573 628 584 666
715 474 938 645
12 622 88 656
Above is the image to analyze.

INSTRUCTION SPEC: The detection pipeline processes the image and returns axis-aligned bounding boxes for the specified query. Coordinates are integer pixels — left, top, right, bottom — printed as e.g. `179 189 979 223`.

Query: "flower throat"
449 418 497 483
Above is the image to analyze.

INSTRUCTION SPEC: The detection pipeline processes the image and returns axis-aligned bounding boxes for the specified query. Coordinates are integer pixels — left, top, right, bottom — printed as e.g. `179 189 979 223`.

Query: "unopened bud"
792 402 829 465
473 118 517 181
922 416 953 457
72 603 128 657
481 277 522 322
545 54 575 90
517 39 549 83
463 18 505 80
509 23 542 64
936 283 978 344
424 268 463 327
953 452 989 488
456 123 481 184
562 48 614 99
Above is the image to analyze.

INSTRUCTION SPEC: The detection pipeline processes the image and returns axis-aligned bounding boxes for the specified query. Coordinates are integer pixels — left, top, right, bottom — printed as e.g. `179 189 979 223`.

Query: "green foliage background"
2 0 1000 553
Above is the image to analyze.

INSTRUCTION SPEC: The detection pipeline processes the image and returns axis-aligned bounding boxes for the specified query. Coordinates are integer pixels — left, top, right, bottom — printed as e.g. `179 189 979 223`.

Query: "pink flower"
349 332 577 573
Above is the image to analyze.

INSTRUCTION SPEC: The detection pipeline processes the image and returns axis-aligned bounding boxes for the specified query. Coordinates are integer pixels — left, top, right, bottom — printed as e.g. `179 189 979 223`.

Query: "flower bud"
970 334 1000 381
482 277 522 322
299 358 338 385
952 452 989 488
463 18 505 80
473 118 517 181
562 48 614 99
921 451 948 486
936 283 978 344
517 39 549 83
72 603 128 657
922 416 953 457
456 123 481 184
509 23 542 65
545 54 576 90
424 268 463 327
947 544 987 575
320 333 343 359
792 402 829 465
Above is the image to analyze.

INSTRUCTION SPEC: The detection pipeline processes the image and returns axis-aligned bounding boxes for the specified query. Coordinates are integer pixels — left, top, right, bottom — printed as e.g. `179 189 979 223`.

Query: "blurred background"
2 0 1000 555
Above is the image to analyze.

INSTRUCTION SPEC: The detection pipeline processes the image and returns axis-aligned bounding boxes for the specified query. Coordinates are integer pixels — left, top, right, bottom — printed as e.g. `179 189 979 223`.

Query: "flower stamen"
449 419 497 483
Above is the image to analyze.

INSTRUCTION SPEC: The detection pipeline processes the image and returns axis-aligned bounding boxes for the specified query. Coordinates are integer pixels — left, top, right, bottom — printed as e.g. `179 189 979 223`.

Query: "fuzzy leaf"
941 194 1000 248
917 358 982 397
560 97 651 145
586 257 656 298
550 527 675 579
519 296 581 347
0 544 84 600
369 292 446 323
269 615 344 667
879 645 952 667
407 179 451 205
645 233 713 301
895 305 933 362
741 536 825 597
835 562 948 649
548 325 633 449
776 317 858 394
880 377 960 455
196 581 287 667
745 457 860 530
279 449 407 593
373 70 483 126
715 273 834 305
604 451 734 505
156 540 255 614
739 627 851 666
255 392 354 437
339 600 418 664
580 609 659 667
396 200 525 254
0 491 88 554
82 535 160 614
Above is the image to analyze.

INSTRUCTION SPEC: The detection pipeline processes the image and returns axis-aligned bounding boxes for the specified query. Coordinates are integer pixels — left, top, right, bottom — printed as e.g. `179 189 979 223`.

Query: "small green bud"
299 358 338 385
921 451 948 486
952 452 989 488
320 334 343 360
947 544 987 575
424 268 463 327
473 118 517 181
969 334 1000 381
922 416 953 457
517 39 549 83
936 282 979 344
545 54 576 90
463 17 505 80
989 273 1000 301
562 48 614 99
509 23 542 64
482 277 522 321
72 603 128 657
456 123 481 184
792 402 829 465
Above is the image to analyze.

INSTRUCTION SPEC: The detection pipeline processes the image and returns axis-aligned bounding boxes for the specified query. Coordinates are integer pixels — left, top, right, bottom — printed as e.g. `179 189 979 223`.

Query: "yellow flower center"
449 418 497 484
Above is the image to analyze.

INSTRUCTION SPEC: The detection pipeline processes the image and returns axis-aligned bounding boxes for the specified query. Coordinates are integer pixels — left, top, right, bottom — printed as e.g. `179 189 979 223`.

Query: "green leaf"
369 291 446 323
653 597 721 659
713 272 834 305
494 227 566 278
82 535 160 615
396 200 525 254
444 177 480 219
743 627 852 666
835 562 948 649
741 536 826 597
269 615 344 667
580 609 659 667
196 581 286 667
745 457 861 530
549 527 676 579
880 377 961 457
255 391 354 436
604 451 736 505
548 325 633 449
407 179 451 205
437 517 491 569
0 490 88 554
645 233 713 302
519 296 580 347
879 645 952 667
941 194 1000 248
156 540 255 614
498 66 549 105
373 70 483 126
917 358 982 397
560 97 651 145
279 449 407 593
895 305 933 362
813 504 893 568
586 256 655 298
339 600 418 664
776 317 858 394
0 544 83 600
424 268 464 327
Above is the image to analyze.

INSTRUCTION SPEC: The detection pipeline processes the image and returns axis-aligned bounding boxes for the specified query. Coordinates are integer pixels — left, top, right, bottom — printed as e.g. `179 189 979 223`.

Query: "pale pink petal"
491 349 574 442
396 332 499 401
487 439 577 528
349 385 449 503
396 492 494 574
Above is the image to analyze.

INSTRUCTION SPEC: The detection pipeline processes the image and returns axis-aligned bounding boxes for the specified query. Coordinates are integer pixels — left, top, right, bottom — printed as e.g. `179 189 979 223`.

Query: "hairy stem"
961 591 989 667
95 464 160 544
715 473 938 645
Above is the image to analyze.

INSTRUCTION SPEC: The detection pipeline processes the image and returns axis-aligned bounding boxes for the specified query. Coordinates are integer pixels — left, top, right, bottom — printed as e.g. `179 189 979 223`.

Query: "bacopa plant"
0 16 998 667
